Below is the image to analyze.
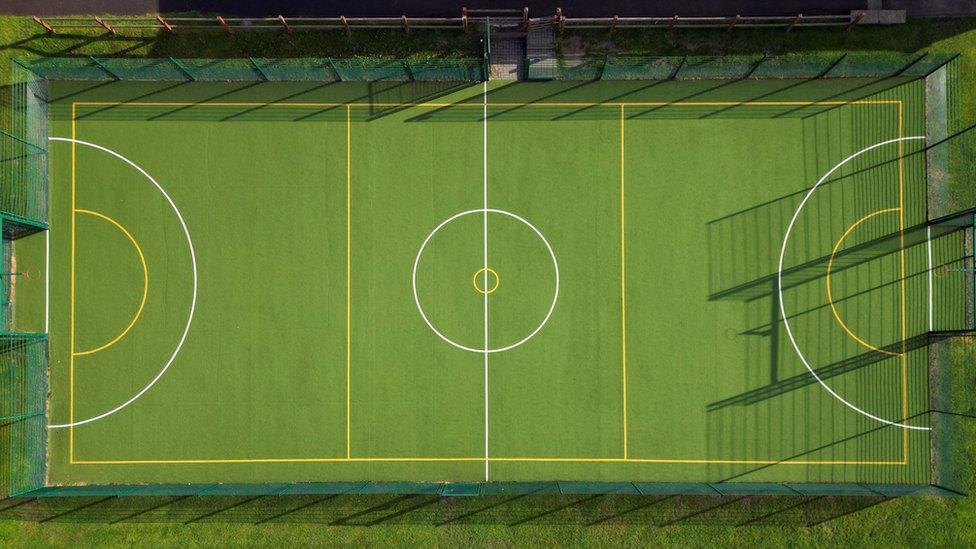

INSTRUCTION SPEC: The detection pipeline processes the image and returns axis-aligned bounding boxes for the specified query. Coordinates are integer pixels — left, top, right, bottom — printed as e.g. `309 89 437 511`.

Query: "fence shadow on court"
0 491 895 526
12 58 949 127
57 79 479 124
707 332 933 413
402 70 932 124
705 129 935 303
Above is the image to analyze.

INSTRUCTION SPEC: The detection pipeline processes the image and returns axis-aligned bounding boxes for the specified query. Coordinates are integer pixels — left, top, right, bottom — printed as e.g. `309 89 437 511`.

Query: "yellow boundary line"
69 102 76 462
72 209 149 357
70 100 903 108
825 208 903 357
66 99 915 467
346 105 352 460
898 101 910 462
472 267 500 295
71 456 905 465
620 104 628 460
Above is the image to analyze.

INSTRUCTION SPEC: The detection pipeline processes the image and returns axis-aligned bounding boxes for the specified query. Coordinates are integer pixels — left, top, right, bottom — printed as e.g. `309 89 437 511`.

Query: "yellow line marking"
620 103 628 459
71 456 906 465
73 457 485 465
72 209 149 357
69 102 76 463
70 100 904 108
65 100 913 468
488 457 905 465
898 100 910 461
472 267 499 295
825 208 903 357
346 104 352 460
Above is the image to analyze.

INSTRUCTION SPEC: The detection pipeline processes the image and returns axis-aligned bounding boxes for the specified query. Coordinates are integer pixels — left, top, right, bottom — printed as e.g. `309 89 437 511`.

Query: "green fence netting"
0 215 46 332
17 56 486 83
0 333 47 499
17 480 961 498
3 62 48 224
526 52 957 81
8 53 972 500
923 55 975 220
929 333 976 497
944 55 976 213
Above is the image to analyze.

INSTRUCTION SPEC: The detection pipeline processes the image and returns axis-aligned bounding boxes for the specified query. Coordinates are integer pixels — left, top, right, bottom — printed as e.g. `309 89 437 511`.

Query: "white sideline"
482 79 490 482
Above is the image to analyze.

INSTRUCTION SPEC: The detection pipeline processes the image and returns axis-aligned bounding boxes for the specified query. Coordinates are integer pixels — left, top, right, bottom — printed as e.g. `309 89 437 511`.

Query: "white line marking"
45 229 50 334
482 78 489 482
412 208 559 354
778 135 929 431
47 137 198 429
927 226 934 332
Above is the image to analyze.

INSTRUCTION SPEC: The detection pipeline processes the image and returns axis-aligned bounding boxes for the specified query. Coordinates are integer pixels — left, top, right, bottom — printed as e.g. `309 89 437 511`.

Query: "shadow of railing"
708 332 931 412
0 490 902 526
57 79 481 124
710 210 972 303
707 121 976 303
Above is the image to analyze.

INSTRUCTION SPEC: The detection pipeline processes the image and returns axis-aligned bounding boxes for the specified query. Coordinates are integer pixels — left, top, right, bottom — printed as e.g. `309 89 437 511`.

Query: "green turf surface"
35 76 955 488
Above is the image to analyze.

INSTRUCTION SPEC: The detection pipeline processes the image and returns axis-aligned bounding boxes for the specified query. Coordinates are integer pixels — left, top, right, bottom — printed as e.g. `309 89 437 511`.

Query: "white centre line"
482 78 490 482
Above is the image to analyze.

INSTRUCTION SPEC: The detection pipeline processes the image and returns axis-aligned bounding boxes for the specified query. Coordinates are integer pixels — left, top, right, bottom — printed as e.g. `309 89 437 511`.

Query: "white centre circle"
412 208 559 353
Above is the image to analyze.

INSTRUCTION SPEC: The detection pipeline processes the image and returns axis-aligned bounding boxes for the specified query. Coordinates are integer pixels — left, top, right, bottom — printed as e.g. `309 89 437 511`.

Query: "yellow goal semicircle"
73 208 149 357
825 207 902 357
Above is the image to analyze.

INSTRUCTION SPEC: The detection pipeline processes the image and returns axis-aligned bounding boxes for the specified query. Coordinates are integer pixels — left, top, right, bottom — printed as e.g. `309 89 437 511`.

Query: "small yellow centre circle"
472 267 500 295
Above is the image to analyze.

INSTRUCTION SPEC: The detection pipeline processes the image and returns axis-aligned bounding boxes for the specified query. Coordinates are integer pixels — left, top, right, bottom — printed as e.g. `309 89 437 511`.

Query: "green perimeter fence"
1 55 974 498
15 56 487 83
0 50 50 501
525 52 957 81
0 333 47 499
18 480 965 498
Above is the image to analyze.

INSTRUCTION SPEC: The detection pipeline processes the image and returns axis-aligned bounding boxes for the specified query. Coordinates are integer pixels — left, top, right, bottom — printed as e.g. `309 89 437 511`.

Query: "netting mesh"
929 334 976 496
526 53 957 81
945 57 976 213
0 333 47 498
252 58 339 82
10 53 973 499
751 53 847 79
675 55 766 79
2 62 48 224
16 56 486 83
601 57 683 80
19 480 961 498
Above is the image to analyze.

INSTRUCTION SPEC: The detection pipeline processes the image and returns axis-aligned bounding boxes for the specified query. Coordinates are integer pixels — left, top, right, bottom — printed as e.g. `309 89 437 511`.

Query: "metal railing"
30 8 869 36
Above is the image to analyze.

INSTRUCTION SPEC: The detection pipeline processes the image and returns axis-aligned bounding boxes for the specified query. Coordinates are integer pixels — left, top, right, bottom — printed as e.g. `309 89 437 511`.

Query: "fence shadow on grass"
0 491 894 526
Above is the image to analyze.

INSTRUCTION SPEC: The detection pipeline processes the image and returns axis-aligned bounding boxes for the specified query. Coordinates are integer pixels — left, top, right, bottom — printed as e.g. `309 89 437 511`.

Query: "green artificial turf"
31 75 941 488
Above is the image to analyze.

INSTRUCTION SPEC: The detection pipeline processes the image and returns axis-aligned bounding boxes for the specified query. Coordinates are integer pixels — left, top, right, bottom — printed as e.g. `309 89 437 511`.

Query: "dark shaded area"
709 213 966 302
0 491 900 526
6 0 976 18
707 332 932 412
3 1 974 19
3 1 868 19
